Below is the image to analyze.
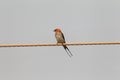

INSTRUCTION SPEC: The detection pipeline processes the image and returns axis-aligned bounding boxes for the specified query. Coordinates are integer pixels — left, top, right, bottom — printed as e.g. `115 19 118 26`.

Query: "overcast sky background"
0 0 120 80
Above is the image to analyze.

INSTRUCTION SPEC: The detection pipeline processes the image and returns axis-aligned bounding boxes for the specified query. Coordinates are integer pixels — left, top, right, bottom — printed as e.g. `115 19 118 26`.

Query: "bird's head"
54 28 61 32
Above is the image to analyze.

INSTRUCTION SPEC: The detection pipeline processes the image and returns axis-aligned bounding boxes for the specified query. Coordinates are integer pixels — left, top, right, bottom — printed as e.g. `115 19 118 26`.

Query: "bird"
54 28 73 57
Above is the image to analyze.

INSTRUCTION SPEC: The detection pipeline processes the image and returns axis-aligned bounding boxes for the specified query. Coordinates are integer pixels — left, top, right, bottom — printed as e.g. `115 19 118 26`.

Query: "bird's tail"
63 45 73 57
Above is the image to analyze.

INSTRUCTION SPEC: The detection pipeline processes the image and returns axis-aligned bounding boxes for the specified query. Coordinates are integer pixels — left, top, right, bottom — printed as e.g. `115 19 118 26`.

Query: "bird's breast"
55 33 65 43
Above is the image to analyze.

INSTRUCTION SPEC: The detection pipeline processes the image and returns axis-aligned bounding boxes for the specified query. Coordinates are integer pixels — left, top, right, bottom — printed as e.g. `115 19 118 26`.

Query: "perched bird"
54 28 73 57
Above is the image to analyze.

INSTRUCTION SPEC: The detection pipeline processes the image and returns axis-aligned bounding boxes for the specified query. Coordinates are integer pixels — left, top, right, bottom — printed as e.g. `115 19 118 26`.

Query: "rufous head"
54 28 61 32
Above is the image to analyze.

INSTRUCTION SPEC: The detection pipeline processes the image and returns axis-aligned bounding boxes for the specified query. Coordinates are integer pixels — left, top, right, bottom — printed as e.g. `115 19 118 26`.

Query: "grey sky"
0 0 120 80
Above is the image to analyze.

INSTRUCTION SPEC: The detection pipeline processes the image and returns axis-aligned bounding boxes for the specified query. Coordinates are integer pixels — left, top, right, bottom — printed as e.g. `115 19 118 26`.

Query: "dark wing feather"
61 32 66 43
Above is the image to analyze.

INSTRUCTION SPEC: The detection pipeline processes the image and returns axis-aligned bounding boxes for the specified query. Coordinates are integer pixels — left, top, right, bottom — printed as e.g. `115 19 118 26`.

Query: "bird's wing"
61 32 66 43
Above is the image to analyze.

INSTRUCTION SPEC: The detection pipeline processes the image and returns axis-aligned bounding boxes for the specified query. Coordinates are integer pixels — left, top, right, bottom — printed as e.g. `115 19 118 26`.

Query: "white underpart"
55 32 65 43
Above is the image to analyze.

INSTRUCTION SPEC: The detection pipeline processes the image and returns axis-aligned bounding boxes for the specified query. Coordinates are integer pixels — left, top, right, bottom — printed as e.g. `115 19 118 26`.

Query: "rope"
0 42 120 48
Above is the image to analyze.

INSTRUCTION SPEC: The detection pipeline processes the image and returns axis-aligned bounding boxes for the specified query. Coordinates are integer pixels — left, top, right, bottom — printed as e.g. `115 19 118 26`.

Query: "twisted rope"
0 42 120 48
